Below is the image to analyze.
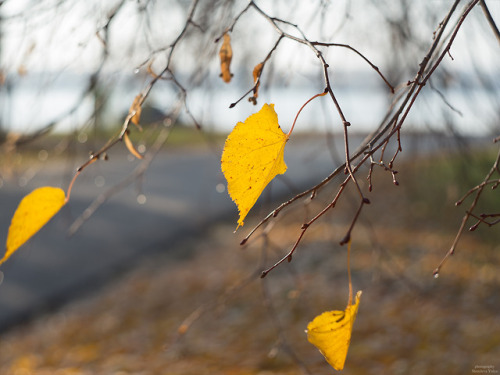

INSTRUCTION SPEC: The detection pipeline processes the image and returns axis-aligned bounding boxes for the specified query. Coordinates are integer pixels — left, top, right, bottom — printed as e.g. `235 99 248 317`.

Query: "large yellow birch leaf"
221 103 287 228
306 290 362 371
1 187 66 265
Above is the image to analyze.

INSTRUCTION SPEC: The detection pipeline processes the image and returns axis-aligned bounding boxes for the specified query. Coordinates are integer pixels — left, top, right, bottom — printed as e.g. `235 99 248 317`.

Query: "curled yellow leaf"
219 33 233 83
306 291 362 371
129 94 143 127
1 187 66 265
123 131 143 159
249 62 263 105
221 103 288 228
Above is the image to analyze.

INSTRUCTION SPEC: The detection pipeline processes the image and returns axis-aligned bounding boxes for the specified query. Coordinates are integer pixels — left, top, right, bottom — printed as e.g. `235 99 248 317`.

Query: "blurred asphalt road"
0 139 335 332
0 132 483 332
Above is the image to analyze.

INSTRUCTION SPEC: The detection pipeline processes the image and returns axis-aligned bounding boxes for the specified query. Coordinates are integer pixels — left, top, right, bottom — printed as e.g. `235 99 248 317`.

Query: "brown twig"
468 212 500 231
433 146 500 276
310 41 395 93
67 124 172 236
65 0 202 203
229 35 284 108
244 0 480 277
261 149 374 277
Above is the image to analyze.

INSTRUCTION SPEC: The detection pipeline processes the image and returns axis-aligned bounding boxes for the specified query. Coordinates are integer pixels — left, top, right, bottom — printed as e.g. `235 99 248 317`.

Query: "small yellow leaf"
307 291 362 371
249 62 263 105
123 131 143 159
221 103 287 228
1 187 66 265
219 33 233 83
129 94 143 127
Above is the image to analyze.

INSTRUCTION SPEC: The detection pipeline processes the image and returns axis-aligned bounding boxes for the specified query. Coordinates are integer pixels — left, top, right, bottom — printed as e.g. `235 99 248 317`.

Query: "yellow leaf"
249 62 263 105
221 103 287 228
123 131 143 159
307 291 362 371
128 94 143 127
1 187 66 265
219 33 233 83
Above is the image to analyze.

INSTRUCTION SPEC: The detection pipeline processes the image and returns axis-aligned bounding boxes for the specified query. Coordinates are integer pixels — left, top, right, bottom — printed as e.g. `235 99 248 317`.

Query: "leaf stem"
65 164 89 203
287 90 327 138
347 239 353 307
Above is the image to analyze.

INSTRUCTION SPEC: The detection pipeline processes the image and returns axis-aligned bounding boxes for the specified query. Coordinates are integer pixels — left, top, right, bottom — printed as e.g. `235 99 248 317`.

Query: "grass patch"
401 147 500 243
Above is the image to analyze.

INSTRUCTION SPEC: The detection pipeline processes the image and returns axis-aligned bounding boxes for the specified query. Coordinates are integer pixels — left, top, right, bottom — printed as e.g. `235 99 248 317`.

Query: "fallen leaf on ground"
1 187 66 265
221 103 288 229
306 290 362 371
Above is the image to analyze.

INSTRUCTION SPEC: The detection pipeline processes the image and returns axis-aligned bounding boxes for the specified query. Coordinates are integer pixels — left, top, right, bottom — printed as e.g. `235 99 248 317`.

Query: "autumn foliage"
221 103 288 228
1 187 66 265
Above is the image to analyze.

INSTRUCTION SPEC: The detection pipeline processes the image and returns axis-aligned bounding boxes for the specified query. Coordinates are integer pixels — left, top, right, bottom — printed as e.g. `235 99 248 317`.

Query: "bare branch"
433 146 500 276
479 0 500 45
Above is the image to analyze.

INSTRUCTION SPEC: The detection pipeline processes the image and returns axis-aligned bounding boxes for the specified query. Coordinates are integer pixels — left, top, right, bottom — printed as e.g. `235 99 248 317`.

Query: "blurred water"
0 72 499 136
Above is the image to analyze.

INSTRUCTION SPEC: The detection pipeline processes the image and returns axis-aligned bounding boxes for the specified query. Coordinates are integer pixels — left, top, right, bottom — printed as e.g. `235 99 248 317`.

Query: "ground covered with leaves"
0 150 499 375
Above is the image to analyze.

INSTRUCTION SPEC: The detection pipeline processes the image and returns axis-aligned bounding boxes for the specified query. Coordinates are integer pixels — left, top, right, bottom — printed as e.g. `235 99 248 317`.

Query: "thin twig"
68 0 202 199
311 41 394 92
229 35 284 108
479 0 500 45
433 146 500 276
67 125 172 236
